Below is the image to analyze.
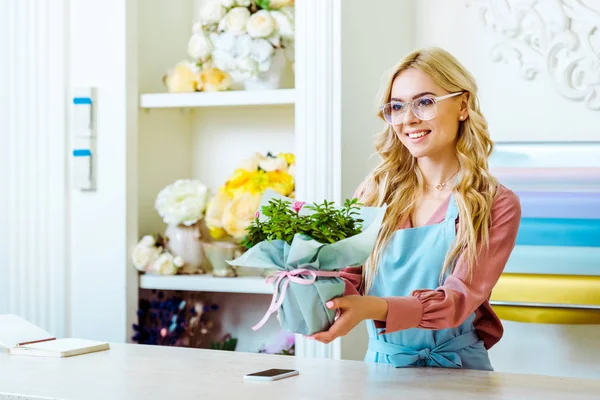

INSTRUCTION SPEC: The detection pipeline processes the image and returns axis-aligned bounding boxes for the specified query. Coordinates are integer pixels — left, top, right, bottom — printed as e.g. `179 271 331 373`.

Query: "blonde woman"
311 47 521 371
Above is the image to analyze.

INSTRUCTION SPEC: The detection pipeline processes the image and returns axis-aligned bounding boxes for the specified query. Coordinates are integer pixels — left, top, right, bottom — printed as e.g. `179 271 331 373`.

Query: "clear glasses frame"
379 91 463 125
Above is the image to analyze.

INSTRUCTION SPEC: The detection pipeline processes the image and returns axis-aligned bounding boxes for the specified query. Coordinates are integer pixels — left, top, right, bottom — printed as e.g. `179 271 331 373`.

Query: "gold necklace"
429 170 459 191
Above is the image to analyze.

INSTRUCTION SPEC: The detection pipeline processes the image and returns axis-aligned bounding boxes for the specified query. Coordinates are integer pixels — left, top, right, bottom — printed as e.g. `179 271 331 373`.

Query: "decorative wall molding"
293 0 343 360
1 0 68 337
468 0 600 111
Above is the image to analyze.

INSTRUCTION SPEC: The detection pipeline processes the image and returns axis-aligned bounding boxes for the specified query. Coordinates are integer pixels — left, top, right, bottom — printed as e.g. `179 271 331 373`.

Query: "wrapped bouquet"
227 189 387 335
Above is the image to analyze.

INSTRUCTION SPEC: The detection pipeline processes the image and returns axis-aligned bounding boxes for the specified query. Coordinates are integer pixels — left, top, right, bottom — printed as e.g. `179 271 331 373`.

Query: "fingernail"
326 301 334 308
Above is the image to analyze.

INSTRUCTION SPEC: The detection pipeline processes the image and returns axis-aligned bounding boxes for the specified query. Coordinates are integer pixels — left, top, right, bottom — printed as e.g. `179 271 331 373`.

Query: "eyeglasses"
379 92 463 125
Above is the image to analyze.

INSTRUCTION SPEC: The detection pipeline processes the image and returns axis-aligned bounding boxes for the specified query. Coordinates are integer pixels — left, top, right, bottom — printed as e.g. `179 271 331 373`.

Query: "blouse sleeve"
376 187 522 334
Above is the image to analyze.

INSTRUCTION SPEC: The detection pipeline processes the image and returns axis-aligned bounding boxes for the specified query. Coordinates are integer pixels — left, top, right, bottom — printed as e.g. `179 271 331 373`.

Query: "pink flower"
292 201 305 213
160 328 167 338
254 211 260 219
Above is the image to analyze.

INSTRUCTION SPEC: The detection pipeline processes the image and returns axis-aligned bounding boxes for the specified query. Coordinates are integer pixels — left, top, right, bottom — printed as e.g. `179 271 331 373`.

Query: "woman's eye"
392 103 404 112
416 97 434 107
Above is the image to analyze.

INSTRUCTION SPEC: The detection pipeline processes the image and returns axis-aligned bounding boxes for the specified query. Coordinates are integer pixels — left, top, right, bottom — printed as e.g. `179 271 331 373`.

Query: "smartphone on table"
243 368 299 381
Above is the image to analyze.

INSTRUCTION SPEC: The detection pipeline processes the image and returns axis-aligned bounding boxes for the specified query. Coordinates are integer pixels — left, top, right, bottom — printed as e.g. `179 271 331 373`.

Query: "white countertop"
1 343 599 400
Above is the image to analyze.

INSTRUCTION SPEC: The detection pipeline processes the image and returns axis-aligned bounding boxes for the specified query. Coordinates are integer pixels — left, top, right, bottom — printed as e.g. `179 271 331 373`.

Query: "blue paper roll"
504 245 600 276
516 218 600 247
516 191 600 219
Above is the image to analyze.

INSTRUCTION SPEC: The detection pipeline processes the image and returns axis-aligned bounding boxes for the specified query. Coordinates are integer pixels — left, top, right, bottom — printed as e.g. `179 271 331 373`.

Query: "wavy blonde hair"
359 47 499 293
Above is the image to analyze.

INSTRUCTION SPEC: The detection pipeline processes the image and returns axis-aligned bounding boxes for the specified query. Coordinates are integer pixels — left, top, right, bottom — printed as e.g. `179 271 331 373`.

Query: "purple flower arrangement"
132 290 221 348
259 329 295 356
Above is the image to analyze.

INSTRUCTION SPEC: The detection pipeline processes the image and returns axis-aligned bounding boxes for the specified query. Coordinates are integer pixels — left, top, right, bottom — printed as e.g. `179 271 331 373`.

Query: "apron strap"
368 330 480 369
444 193 459 222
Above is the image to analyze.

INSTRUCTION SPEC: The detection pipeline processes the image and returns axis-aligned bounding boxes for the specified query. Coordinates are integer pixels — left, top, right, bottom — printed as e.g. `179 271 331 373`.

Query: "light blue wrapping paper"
227 190 387 335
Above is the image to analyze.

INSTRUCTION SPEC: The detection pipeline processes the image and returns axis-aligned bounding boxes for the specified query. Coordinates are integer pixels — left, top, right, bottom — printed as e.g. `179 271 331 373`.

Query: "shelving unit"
139 274 273 295
139 89 296 109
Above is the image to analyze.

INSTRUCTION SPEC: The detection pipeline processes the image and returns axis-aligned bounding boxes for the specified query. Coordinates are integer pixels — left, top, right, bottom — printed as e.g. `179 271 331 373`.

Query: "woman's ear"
460 92 470 112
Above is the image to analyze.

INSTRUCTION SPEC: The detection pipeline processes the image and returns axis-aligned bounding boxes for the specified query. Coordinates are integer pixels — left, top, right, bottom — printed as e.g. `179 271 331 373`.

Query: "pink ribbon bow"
252 268 341 331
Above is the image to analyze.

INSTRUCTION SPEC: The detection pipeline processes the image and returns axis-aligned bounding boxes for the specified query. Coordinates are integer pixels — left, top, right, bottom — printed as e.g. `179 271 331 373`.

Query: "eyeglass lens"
382 97 436 124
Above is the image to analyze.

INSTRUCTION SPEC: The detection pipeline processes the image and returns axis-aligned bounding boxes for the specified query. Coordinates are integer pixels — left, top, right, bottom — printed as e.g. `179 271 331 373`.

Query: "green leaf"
256 0 271 10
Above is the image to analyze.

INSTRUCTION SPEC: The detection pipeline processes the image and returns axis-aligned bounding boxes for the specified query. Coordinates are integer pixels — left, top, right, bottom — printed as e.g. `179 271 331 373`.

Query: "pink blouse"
340 185 521 349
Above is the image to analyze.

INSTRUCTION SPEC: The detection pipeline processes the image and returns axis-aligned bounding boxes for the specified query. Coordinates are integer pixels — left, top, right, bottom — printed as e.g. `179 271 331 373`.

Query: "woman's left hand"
310 295 388 344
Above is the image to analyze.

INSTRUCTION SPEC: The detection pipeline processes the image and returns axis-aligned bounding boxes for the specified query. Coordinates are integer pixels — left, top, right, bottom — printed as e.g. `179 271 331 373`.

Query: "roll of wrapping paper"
491 274 600 324
516 191 600 220
504 245 600 276
516 218 600 247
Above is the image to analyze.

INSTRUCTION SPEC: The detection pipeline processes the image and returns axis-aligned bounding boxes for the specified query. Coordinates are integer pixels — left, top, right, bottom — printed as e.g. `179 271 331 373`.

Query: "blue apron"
365 194 493 370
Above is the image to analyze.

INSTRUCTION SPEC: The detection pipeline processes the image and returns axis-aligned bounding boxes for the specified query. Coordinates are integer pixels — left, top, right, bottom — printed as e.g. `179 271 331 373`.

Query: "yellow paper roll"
490 274 600 324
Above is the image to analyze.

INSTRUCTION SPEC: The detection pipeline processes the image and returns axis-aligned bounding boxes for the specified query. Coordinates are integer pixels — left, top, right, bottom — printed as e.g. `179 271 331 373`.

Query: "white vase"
164 223 207 274
243 49 287 91
201 241 243 278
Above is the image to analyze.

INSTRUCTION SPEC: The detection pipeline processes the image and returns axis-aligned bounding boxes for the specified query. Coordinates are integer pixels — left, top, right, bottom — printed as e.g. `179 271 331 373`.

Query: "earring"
459 116 464 120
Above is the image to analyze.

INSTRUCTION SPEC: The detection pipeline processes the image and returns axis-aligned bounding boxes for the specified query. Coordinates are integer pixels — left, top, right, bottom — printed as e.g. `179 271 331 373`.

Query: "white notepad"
0 314 109 358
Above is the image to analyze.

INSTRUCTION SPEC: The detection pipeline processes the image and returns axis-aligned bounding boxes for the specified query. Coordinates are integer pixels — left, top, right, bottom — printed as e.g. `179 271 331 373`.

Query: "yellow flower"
221 191 262 240
277 152 295 166
205 188 230 231
163 61 201 93
209 227 227 240
267 171 294 196
240 170 271 195
199 67 232 92
224 169 251 196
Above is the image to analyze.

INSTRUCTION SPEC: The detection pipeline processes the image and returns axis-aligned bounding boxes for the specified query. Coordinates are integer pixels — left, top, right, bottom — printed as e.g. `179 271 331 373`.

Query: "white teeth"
408 131 429 139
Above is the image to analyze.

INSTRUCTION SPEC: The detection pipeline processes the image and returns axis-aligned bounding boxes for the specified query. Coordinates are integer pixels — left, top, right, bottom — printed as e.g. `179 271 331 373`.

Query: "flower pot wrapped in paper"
227 189 387 335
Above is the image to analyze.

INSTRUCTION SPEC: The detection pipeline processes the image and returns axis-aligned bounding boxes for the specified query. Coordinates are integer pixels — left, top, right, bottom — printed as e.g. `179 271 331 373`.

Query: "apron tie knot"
418 348 431 360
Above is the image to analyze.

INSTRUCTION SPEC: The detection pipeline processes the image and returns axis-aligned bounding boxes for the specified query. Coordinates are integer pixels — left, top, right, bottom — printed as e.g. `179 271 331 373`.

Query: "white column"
294 0 343 359
0 0 69 337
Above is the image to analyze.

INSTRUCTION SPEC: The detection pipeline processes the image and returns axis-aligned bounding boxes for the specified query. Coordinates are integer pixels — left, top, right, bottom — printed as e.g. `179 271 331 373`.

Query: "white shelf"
139 274 273 295
139 89 295 108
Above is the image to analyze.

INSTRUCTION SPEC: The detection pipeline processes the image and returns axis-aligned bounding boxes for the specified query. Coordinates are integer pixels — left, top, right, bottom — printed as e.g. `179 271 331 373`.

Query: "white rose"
238 152 265 171
250 38 273 63
219 0 236 7
223 7 250 35
140 235 155 247
259 156 288 172
270 10 294 40
150 253 178 275
132 244 162 272
173 256 185 268
246 10 275 38
155 179 209 226
235 0 251 6
235 34 252 58
188 31 214 61
236 57 259 79
198 0 226 25
258 59 271 73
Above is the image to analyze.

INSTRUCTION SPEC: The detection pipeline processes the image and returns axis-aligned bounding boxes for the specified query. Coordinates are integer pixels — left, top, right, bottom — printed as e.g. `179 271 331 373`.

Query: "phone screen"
246 368 296 377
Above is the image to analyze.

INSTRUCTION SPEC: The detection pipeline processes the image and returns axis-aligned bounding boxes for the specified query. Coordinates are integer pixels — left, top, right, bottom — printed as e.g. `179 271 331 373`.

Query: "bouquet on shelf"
205 151 295 243
155 179 210 227
132 234 185 275
187 0 295 88
227 189 387 336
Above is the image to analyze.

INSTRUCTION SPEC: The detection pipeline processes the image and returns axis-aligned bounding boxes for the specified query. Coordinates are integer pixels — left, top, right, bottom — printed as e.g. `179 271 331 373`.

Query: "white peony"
188 31 214 61
223 7 250 35
259 156 288 172
155 179 209 226
132 243 162 272
198 0 226 25
250 38 273 63
150 253 178 275
246 10 275 38
270 10 294 40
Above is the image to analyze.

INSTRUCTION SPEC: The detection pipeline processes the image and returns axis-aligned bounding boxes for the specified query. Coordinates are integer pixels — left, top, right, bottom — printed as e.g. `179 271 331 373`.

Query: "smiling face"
389 68 466 160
